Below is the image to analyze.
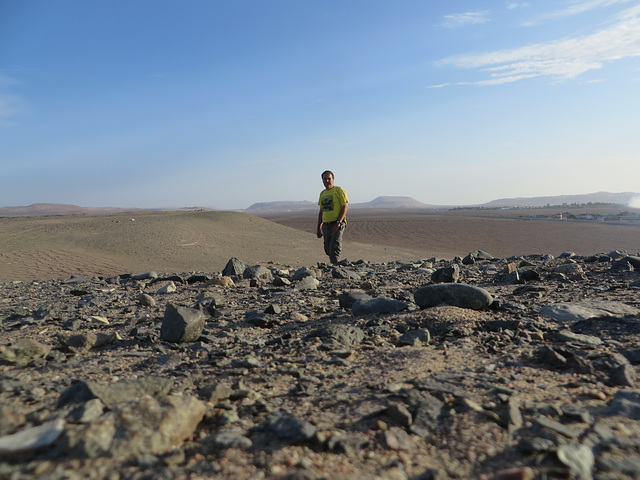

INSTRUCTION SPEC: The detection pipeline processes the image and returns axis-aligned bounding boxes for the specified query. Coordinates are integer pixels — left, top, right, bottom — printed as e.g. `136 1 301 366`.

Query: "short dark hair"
321 170 334 179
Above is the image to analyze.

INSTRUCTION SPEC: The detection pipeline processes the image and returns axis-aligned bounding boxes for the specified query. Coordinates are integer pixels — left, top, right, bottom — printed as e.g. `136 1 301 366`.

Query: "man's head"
321 170 335 190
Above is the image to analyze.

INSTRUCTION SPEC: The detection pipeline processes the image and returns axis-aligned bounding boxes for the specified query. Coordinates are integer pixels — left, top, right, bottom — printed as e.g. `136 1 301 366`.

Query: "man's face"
322 173 334 189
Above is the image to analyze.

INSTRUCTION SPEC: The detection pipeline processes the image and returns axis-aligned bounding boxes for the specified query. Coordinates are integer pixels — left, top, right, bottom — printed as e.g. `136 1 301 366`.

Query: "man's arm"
331 203 348 234
317 207 324 238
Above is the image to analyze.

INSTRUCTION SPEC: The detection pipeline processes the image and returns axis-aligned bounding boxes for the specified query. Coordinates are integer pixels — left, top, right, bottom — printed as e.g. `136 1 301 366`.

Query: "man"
317 170 349 264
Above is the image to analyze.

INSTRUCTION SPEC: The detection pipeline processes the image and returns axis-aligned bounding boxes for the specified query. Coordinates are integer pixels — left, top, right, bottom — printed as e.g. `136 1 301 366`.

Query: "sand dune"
0 210 421 282
260 206 640 259
0 207 638 283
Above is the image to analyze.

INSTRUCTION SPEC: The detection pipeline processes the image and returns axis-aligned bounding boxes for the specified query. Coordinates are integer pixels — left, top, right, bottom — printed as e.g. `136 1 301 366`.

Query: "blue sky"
2 0 640 209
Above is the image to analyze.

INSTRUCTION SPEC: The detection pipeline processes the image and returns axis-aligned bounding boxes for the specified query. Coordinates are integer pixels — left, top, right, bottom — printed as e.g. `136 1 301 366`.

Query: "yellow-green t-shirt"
318 186 348 223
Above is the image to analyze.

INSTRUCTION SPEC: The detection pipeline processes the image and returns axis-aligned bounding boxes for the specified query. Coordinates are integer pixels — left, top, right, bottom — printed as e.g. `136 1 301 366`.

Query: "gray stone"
339 291 373 309
608 250 628 259
431 264 460 283
554 263 584 275
535 416 584 438
266 412 316 443
603 390 640 419
399 329 431 346
612 258 636 271
310 324 366 347
324 432 366 454
540 301 640 322
414 283 493 310
508 396 523 430
264 304 282 315
561 404 592 424
70 395 206 458
156 281 177 294
0 405 25 436
295 276 320 291
379 427 416 451
0 418 65 456
597 455 640 475
332 267 361 280
600 353 636 387
132 271 158 280
553 330 603 346
198 382 233 404
462 250 494 265
160 303 206 342
625 256 640 268
243 265 273 282
513 285 548 295
291 266 317 280
557 443 594 480
273 277 291 287
60 332 116 354
386 403 412 427
86 377 173 407
246 311 280 328
137 293 156 307
352 297 410 316
222 257 246 277
518 269 541 282
518 437 556 453
59 377 173 408
69 398 105 423
208 431 252 450
0 338 51 365
409 393 444 438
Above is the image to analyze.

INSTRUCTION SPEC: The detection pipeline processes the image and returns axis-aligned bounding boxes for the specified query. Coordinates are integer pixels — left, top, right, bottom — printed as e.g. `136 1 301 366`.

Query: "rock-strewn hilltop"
1 251 640 479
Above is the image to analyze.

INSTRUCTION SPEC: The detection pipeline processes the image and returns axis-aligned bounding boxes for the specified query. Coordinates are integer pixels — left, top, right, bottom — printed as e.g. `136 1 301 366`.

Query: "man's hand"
317 226 323 238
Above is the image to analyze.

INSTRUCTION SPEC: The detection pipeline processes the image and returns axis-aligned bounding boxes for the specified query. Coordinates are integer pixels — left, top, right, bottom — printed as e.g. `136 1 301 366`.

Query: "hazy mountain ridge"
245 201 316 212
2 192 639 217
483 191 640 208
0 204 212 218
246 196 438 212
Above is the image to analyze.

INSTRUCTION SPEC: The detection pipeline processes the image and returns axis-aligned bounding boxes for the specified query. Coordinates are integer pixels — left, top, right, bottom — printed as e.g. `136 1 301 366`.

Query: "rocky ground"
1 250 640 480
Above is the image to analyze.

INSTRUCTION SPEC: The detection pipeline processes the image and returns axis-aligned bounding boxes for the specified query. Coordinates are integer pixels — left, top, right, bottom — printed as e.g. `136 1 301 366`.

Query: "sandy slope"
1 207 638 283
0 210 422 282
260 207 640 259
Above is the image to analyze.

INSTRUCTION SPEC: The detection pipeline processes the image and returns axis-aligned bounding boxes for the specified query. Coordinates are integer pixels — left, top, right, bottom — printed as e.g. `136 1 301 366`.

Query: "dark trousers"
322 222 345 264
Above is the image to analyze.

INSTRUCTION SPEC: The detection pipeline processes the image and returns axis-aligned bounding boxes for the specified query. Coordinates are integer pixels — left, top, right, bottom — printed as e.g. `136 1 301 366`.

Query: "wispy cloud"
0 95 25 125
434 4 640 86
506 2 531 10
442 11 490 29
0 72 26 125
524 0 633 26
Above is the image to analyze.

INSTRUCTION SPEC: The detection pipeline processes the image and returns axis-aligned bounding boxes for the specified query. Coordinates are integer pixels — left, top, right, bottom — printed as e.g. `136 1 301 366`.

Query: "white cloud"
522 0 637 27
506 2 530 10
0 95 25 124
526 0 633 25
0 72 26 124
442 11 490 28
436 4 640 85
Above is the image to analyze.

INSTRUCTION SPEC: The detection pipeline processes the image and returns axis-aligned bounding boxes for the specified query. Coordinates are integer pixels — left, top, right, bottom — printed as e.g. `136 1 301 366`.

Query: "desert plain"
0 205 638 283
1 205 640 480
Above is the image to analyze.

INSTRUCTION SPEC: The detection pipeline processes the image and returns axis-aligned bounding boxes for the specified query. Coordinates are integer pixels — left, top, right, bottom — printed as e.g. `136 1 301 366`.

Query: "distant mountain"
354 196 438 209
481 191 640 208
0 203 211 218
3 192 638 218
246 196 440 212
245 201 316 212
0 204 141 217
